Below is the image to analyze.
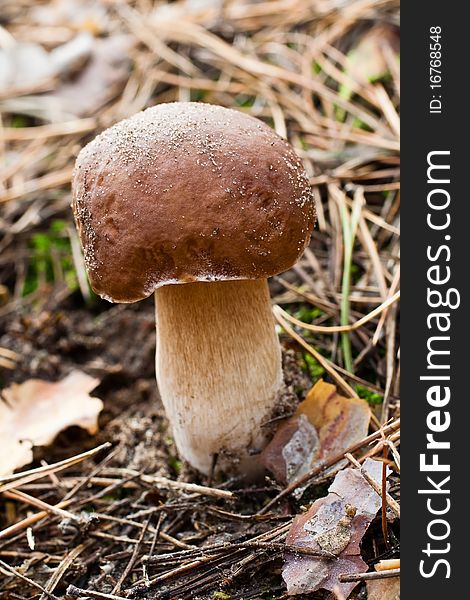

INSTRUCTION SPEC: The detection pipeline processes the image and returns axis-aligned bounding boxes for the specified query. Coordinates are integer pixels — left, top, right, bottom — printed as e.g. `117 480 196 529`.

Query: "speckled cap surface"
72 102 316 302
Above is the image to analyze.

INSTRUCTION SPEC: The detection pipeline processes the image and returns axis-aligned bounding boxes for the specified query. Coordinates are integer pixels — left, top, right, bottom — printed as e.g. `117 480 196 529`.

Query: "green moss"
292 305 324 324
168 455 182 475
356 384 383 405
10 114 30 128
302 352 325 380
190 89 208 102
23 219 78 296
311 62 322 75
234 94 256 108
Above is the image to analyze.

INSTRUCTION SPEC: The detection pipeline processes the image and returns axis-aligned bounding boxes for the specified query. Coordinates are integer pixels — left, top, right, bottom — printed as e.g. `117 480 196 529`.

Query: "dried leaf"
0 371 103 477
300 380 371 462
261 413 320 483
260 379 370 484
0 32 132 118
0 33 93 94
283 458 389 598
47 34 134 117
0 42 55 92
366 577 400 600
49 32 94 77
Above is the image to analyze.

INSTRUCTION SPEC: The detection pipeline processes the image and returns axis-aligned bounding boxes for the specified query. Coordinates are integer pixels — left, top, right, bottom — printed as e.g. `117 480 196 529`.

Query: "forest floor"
0 1 400 598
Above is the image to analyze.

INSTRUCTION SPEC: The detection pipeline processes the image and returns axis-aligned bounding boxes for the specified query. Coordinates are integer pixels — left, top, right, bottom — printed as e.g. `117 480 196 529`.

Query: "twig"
258 419 400 514
120 467 234 499
344 453 400 518
274 306 358 398
1 119 97 141
0 558 60 599
129 523 292 592
112 516 151 594
0 167 74 204
0 443 111 490
0 347 18 360
274 291 400 333
40 543 90 600
66 585 127 600
0 498 74 540
339 568 400 582
381 453 390 547
375 558 400 571
3 489 84 524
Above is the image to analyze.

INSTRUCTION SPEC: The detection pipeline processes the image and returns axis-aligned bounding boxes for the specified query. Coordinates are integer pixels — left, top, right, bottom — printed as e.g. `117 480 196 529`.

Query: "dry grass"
0 0 400 597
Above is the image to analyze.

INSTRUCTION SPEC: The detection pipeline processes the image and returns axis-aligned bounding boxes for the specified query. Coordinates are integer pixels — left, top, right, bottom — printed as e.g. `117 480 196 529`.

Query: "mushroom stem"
154 279 283 475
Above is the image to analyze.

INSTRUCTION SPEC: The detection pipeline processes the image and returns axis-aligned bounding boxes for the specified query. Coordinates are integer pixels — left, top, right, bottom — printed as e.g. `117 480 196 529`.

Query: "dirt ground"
0 281 399 599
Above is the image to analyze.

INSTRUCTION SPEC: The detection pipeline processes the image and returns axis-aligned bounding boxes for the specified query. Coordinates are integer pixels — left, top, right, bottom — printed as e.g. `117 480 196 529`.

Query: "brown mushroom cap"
72 102 316 303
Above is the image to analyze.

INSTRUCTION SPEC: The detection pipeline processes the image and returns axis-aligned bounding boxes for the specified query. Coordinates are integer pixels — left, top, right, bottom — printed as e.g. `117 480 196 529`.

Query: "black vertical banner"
402 4 466 598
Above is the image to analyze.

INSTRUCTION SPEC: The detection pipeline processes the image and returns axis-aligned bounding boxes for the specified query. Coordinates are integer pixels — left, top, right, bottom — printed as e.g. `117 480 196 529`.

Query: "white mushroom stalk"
154 279 283 474
72 102 316 476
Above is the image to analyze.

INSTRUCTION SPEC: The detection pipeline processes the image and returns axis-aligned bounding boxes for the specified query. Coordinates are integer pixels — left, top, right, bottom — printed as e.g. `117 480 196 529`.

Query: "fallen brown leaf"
282 458 389 598
0 33 132 119
260 379 370 484
366 577 400 600
0 42 55 93
47 34 134 118
0 371 103 477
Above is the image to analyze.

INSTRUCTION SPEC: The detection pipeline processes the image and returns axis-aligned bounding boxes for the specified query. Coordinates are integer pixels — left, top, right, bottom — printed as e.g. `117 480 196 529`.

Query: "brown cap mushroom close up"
72 102 316 475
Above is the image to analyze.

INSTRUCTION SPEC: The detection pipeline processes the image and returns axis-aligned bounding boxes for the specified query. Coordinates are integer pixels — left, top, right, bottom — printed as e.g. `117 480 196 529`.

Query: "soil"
0 288 309 598
0 287 398 599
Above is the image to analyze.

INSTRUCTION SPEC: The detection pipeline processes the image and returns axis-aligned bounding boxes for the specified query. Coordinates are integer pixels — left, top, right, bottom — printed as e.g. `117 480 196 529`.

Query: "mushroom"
72 102 316 475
